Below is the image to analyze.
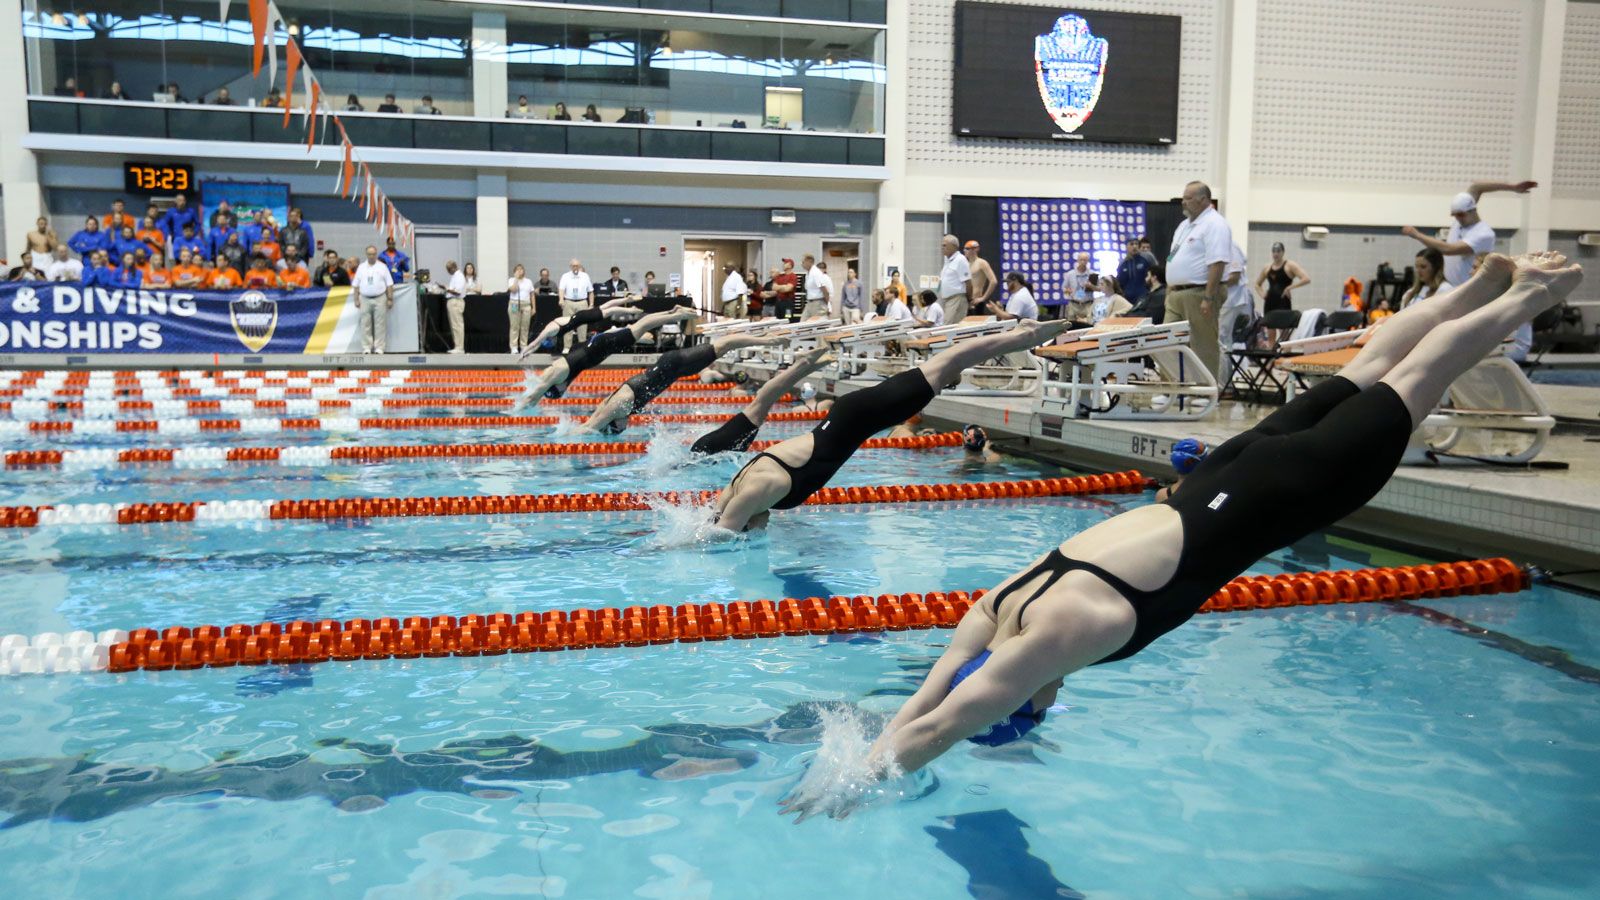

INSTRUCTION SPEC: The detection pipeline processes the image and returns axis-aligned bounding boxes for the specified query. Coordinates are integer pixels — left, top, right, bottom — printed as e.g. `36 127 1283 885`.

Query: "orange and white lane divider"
2 558 1523 676
0 409 827 442
0 471 1151 528
6 432 965 471
0 382 732 401
0 630 126 675
0 391 777 420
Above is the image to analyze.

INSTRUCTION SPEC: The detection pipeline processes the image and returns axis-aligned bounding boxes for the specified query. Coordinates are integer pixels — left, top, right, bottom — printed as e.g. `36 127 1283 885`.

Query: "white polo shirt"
721 269 748 302
1223 243 1251 311
918 301 946 326
507 277 534 304
46 258 83 282
1004 287 1038 319
1167 206 1233 288
446 269 467 299
805 264 830 301
1445 219 1495 287
353 260 394 297
558 269 593 302
938 251 971 298
883 298 913 322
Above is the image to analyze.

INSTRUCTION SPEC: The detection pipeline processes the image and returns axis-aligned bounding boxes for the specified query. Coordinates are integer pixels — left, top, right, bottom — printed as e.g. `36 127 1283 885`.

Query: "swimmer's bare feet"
1511 254 1584 301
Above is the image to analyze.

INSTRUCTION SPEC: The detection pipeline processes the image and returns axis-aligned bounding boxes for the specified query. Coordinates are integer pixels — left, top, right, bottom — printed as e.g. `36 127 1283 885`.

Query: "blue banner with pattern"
999 198 1146 307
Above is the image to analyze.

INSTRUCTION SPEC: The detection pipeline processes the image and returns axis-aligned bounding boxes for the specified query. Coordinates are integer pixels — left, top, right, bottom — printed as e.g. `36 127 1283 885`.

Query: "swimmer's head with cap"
800 382 817 402
949 650 1045 745
599 416 628 436
1170 438 1209 475
962 424 988 453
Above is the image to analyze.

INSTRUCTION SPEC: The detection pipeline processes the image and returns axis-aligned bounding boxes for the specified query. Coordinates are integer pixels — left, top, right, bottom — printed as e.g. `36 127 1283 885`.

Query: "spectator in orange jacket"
170 248 206 288
242 255 280 290
142 251 174 288
209 261 243 289
135 216 166 255
102 199 135 233
252 227 283 265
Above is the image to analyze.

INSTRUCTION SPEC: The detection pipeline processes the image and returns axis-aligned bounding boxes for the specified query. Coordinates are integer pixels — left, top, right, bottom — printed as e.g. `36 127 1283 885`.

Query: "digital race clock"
123 161 194 194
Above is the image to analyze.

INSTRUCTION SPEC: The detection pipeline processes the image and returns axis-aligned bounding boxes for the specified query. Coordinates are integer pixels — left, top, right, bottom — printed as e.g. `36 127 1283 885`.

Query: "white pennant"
301 66 315 124
264 2 281 86
219 0 232 25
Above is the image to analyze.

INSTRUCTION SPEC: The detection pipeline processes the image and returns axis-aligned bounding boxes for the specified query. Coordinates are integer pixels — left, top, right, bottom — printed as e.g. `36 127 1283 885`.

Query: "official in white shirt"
442 260 469 354
801 254 833 319
353 245 396 354
1164 181 1233 377
507 264 535 354
44 246 83 282
720 263 749 319
937 234 973 324
1218 242 1254 365
1403 180 1535 288
557 259 595 350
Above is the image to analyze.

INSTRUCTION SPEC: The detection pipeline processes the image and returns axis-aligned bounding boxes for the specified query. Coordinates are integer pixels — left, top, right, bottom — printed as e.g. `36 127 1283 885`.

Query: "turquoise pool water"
2 391 1598 899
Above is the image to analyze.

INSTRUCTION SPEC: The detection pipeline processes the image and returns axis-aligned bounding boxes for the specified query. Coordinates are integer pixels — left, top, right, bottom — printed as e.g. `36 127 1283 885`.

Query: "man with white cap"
1403 180 1537 289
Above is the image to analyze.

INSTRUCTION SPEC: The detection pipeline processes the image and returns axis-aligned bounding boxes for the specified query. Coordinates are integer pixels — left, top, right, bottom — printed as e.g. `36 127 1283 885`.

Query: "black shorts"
624 343 717 409
562 328 637 384
691 412 759 455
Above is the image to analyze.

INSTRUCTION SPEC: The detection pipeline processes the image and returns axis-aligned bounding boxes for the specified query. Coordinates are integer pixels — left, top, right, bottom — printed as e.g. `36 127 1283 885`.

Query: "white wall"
1553 2 1600 208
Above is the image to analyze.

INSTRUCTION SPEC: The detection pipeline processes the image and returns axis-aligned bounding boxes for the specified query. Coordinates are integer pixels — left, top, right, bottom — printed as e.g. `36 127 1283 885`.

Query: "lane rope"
0 558 1524 676
5 432 966 471
0 471 1152 528
0 392 779 419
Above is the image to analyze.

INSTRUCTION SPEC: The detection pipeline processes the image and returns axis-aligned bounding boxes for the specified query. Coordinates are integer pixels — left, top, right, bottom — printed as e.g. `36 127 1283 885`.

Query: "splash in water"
778 703 917 822
546 414 588 437
644 493 731 549
638 426 698 477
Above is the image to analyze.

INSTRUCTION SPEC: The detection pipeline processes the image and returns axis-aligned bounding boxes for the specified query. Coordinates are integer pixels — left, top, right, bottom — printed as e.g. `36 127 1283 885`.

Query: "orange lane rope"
5 433 966 470
1 383 739 400
104 558 1530 673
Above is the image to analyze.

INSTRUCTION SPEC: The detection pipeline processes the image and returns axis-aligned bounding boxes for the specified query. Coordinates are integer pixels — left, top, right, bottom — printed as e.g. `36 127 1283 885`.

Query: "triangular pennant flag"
220 0 232 25
301 65 316 125
249 0 269 76
339 139 354 198
282 39 301 127
304 82 321 150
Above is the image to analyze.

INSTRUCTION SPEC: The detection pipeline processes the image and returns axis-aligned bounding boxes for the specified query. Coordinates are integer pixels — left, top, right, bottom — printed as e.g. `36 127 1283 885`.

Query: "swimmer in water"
780 252 1583 821
961 425 1001 464
711 320 1075 533
578 332 789 435
690 345 835 455
521 296 646 361
509 307 697 412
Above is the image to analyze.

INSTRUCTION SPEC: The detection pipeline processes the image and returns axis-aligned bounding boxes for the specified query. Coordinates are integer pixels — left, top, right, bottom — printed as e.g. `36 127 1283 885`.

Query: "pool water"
2 387 1598 899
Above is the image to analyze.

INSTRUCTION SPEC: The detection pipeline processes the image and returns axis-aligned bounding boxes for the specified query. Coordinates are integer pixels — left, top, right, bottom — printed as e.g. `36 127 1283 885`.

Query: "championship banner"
0 283 419 354
999 198 1145 307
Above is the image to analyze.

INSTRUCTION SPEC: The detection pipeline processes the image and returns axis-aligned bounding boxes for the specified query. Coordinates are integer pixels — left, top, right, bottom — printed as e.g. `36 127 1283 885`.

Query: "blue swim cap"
1170 438 1209 475
949 650 1044 746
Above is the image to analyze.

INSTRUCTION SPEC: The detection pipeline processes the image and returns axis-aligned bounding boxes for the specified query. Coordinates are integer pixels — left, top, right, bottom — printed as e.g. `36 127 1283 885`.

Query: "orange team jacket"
135 228 166 252
170 264 205 287
141 266 173 288
279 267 311 288
242 269 280 290
102 212 135 232
210 268 243 289
253 240 282 264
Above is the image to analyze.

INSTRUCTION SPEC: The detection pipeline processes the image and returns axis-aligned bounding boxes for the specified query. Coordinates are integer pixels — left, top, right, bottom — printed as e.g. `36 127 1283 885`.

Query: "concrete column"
1219 0 1258 242
871 0 908 287
476 170 509 288
472 12 508 120
1 0 44 259
1515 0 1566 254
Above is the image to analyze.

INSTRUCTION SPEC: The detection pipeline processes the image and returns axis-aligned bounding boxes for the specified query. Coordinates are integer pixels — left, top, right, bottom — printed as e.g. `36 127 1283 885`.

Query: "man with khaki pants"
557 258 595 351
1163 180 1233 379
353 245 394 354
937 234 973 324
443 259 467 354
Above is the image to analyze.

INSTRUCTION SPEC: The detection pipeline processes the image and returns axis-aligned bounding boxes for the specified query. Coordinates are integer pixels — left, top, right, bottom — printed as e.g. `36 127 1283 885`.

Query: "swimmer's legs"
1338 254 1515 390
514 358 571 410
711 332 786 355
914 320 1072 391
1380 255 1581 426
628 308 698 339
742 345 832 425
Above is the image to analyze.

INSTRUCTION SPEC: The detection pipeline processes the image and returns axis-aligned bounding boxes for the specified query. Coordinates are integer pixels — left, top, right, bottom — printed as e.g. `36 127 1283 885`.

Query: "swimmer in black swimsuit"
780 252 1583 821
579 331 789 434
712 319 1076 533
510 307 697 411
690 345 835 455
520 296 645 361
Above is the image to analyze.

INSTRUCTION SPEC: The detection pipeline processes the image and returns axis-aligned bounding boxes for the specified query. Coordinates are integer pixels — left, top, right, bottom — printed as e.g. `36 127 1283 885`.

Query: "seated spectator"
113 225 145 261
509 95 533 118
45 245 83 282
882 288 913 322
103 198 135 233
111 251 142 288
171 222 207 261
242 255 279 290
68 216 110 258
207 216 235 259
171 248 206 288
1370 298 1396 321
266 89 284 108
6 251 45 281
1090 280 1132 323
1129 264 1166 323
279 252 312 288
1402 247 1453 309
217 232 247 274
209 259 243 289
553 101 572 121
239 209 267 250
912 288 945 327
23 216 57 255
103 81 129 100
414 95 441 115
582 104 602 122
81 250 113 287
279 207 314 260
167 82 188 103
209 199 239 232
132 247 151 272
160 193 200 242
253 227 282 264
135 216 166 254
999 272 1038 320
142 251 173 288
377 94 401 114
314 249 350 287
55 77 80 98
345 94 364 112
212 87 235 106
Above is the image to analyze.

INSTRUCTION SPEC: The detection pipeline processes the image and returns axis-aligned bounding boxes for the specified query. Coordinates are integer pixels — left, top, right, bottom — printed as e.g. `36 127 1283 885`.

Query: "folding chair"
1223 309 1300 401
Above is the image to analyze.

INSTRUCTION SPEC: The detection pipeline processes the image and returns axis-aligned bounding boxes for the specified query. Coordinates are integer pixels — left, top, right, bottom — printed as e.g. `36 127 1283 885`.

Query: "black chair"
1223 309 1302 403
1322 310 1364 333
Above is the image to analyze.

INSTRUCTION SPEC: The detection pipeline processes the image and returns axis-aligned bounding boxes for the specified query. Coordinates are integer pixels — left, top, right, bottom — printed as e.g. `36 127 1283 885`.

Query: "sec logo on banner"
1035 14 1108 135
229 291 279 352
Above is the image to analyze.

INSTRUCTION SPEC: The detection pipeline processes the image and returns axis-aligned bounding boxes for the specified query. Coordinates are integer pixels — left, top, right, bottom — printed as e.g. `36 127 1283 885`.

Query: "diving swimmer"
690 345 836 455
711 320 1075 533
521 296 646 361
509 307 697 412
577 331 790 435
779 252 1584 821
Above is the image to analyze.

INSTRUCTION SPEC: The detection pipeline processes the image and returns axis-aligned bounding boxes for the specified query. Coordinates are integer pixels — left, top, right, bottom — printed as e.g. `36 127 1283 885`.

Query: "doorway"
821 239 862 295
412 230 462 286
682 236 765 316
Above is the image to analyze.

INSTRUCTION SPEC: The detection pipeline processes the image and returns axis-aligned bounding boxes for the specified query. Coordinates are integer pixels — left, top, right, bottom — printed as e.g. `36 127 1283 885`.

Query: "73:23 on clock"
122 161 193 193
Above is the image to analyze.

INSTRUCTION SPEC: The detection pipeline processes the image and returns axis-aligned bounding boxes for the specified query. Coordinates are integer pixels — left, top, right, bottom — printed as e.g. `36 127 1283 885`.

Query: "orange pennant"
249 0 269 77
305 82 321 150
340 139 354 198
282 40 301 126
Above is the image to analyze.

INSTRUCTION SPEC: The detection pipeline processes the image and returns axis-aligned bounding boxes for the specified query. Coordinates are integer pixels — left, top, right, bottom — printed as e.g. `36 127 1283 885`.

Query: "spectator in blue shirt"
171 222 208 261
379 237 410 281
209 200 239 232
239 209 268 252
159 194 201 243
81 250 113 287
68 216 111 258
1116 236 1153 306
279 207 315 261
207 220 235 260
111 251 143 288
112 225 146 262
